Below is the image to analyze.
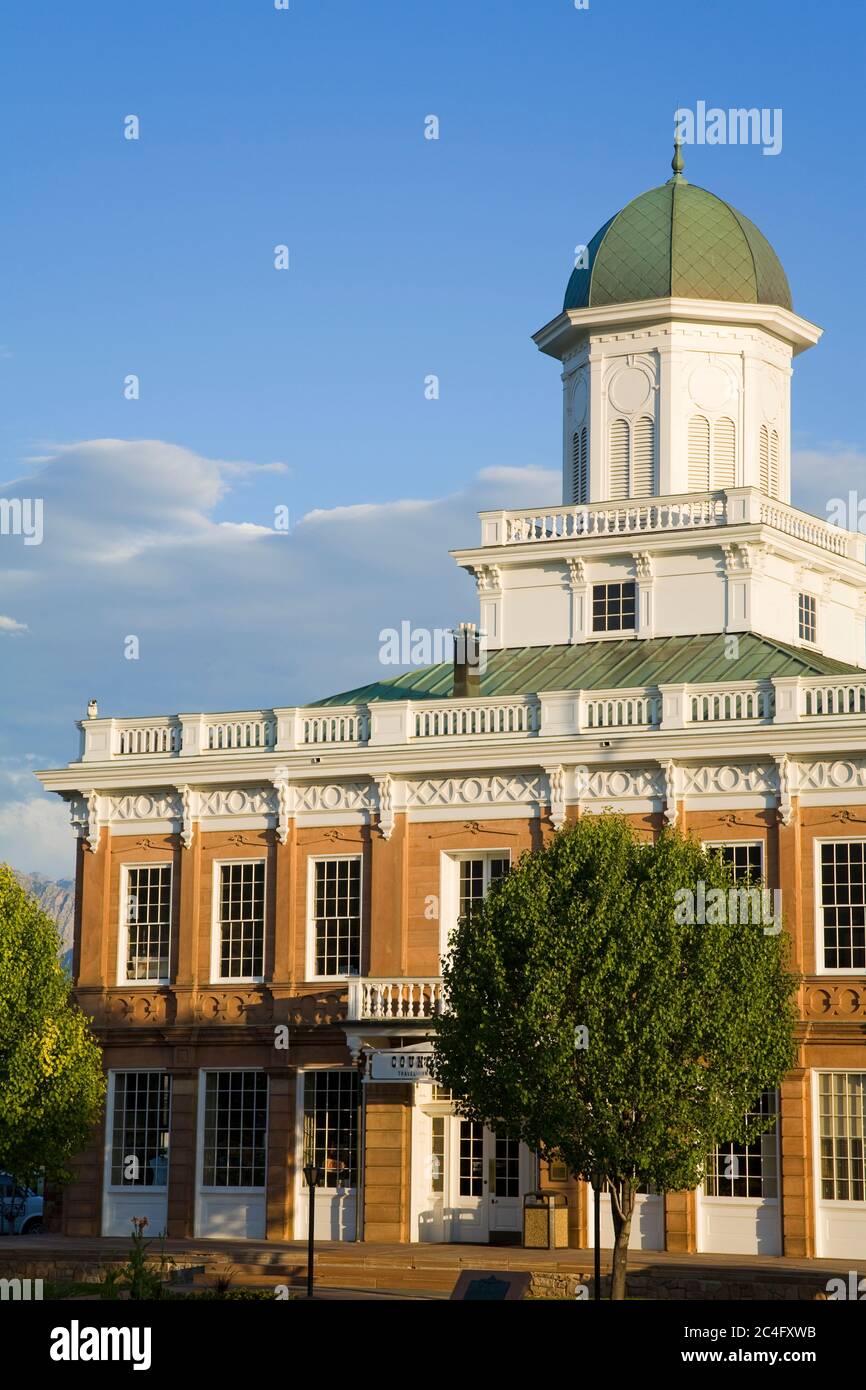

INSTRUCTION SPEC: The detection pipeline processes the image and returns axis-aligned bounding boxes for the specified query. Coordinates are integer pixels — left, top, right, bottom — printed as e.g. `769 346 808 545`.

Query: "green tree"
0 863 105 1192
432 815 799 1299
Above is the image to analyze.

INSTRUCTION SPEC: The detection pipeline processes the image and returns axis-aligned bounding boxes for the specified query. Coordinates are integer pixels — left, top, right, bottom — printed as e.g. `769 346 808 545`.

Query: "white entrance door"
698 1089 782 1256
814 1071 866 1257
413 1104 531 1243
591 1186 664 1251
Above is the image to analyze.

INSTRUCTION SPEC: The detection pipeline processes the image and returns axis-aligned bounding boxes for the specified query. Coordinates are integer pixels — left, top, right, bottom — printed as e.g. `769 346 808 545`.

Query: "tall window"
571 426 588 504
608 419 629 499
706 1089 778 1199
109 1072 171 1187
312 857 362 976
459 854 509 921
798 592 817 643
592 580 636 632
302 1070 359 1187
201 1071 268 1188
688 415 737 490
819 1073 866 1201
123 865 172 982
632 416 655 497
818 843 866 970
216 861 265 979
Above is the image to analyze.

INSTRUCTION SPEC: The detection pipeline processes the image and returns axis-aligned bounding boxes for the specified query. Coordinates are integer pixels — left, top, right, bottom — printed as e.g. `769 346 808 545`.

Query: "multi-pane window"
312 857 362 976
430 1116 445 1194
706 1090 778 1199
201 1072 268 1188
798 592 817 643
592 581 636 632
109 1072 171 1187
819 842 866 970
459 1120 483 1197
217 861 265 979
459 855 509 922
707 842 763 884
819 1073 866 1201
124 865 172 982
494 1137 520 1197
302 1070 359 1188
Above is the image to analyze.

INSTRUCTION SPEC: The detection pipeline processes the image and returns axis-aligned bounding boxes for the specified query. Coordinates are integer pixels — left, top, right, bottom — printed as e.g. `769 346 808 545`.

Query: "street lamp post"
303 1162 322 1299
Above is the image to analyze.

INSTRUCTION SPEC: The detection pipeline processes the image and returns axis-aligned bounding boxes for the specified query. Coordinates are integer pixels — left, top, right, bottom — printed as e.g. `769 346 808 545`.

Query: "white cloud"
0 615 27 634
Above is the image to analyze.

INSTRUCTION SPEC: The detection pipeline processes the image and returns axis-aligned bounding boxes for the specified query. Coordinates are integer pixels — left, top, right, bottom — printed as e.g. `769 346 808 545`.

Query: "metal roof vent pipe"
452 622 485 699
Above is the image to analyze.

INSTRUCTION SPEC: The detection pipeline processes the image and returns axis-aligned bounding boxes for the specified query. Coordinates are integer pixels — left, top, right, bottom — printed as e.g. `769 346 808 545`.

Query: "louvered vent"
608 420 629 499
632 417 655 497
759 425 770 493
572 426 588 503
688 415 711 491
768 428 780 497
712 416 736 488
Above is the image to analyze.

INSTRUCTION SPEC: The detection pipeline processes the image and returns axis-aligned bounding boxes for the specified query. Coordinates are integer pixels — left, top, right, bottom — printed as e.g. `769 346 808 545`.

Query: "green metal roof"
308 633 860 707
563 163 791 313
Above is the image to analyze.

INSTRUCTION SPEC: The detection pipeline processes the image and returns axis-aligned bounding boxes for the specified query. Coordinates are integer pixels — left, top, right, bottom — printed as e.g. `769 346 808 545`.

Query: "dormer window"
592 581 636 633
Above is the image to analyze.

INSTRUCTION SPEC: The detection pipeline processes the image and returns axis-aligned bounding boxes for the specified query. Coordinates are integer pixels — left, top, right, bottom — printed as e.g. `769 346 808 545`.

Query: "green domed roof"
564 152 791 312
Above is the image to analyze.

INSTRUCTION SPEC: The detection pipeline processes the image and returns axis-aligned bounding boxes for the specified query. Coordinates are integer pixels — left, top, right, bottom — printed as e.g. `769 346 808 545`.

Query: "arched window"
609 419 629 500
712 416 736 488
571 426 588 504
632 416 655 497
688 415 711 491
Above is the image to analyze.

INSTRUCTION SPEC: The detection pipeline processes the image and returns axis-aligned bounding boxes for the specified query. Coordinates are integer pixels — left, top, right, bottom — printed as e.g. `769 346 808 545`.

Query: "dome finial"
669 127 687 183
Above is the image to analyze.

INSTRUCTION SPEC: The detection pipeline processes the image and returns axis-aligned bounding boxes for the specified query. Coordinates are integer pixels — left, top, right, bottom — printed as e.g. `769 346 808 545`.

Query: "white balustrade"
117 722 180 755
204 717 275 750
413 698 538 738
801 680 866 718
688 684 774 724
348 977 443 1020
302 711 367 745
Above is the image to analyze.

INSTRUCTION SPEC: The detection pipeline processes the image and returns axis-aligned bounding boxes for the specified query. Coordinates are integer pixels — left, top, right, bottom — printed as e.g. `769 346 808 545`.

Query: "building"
38 146 866 1260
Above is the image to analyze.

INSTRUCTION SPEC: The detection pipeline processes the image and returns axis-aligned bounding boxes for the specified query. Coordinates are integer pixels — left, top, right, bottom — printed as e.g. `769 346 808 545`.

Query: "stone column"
664 1189 696 1253
363 1083 412 1242
780 1066 812 1257
266 1070 294 1240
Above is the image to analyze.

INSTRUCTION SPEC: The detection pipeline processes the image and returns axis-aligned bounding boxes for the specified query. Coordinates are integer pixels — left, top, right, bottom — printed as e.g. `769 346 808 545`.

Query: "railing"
584 693 659 728
413 698 539 738
302 711 367 745
82 671 866 763
501 494 726 544
205 718 275 750
476 488 862 562
689 684 774 723
801 680 866 717
348 977 443 1020
117 723 180 755
759 500 849 558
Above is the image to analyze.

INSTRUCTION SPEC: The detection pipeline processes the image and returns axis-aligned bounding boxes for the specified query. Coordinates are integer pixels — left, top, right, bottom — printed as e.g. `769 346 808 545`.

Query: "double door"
414 1109 532 1242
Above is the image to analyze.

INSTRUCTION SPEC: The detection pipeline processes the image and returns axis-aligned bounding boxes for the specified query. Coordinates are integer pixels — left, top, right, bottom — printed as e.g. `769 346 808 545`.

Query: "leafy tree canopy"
0 863 105 1183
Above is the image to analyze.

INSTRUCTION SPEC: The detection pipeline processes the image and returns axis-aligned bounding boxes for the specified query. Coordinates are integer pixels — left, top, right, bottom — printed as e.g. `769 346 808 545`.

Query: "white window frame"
118 861 173 986
196 1067 269 1196
703 840 765 881
797 590 818 646
306 853 364 982
811 1069 866 1241
813 837 866 977
210 858 267 985
439 849 511 959
590 580 638 639
103 1069 172 1194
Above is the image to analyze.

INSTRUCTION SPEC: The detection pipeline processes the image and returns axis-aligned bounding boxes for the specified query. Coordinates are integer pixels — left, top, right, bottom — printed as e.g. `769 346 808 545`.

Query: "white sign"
370 1048 434 1082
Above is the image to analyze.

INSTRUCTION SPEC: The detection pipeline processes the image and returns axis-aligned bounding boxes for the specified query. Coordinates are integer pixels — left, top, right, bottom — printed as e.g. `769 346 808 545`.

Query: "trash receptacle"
523 1191 568 1248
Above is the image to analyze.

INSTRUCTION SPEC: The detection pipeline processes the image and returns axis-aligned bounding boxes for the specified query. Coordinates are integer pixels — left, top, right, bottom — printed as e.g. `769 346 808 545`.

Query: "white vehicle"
0 1173 44 1235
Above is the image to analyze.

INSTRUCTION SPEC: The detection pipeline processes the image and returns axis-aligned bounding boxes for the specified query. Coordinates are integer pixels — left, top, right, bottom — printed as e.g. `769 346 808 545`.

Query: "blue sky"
1 0 865 877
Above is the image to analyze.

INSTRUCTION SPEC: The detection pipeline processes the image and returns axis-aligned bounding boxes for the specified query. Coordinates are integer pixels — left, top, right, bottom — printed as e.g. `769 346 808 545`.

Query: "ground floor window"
705 1089 778 1198
302 1070 359 1186
201 1071 268 1188
109 1072 171 1187
819 1072 866 1201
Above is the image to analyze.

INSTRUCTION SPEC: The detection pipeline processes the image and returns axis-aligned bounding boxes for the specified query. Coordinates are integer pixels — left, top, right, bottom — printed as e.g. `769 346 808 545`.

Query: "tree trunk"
608 1177 635 1300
